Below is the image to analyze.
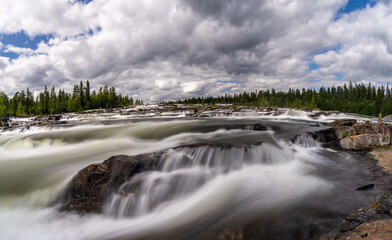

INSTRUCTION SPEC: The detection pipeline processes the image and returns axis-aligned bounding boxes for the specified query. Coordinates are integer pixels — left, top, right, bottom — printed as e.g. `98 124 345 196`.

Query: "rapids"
0 112 377 239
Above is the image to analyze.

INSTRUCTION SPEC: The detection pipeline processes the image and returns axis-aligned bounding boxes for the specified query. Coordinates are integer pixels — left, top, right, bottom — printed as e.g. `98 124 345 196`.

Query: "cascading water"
104 143 289 219
0 117 376 240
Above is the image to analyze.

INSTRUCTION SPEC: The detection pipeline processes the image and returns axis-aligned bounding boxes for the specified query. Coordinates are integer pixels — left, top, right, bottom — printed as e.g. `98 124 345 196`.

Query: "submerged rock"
356 184 374 191
326 119 357 127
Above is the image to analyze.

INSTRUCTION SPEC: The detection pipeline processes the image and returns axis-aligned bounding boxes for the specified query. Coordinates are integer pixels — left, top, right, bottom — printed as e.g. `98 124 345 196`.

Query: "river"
0 109 379 239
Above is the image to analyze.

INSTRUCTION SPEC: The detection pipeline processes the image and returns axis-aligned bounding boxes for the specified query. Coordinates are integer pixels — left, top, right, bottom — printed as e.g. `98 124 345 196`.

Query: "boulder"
340 134 390 150
335 125 357 139
352 122 375 135
314 128 338 142
383 115 392 121
60 153 164 213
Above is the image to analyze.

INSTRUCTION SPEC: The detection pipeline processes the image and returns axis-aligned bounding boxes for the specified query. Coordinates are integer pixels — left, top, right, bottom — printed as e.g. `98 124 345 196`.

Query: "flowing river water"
0 109 379 239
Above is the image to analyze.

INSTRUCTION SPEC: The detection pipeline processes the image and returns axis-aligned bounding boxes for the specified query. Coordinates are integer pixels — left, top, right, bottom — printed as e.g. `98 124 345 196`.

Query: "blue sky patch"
336 0 377 19
217 80 241 84
0 31 53 59
309 63 319 71
76 0 93 4
334 73 344 80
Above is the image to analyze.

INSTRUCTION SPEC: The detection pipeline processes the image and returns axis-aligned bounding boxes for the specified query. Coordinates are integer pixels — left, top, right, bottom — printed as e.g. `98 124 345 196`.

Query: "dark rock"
314 128 337 142
346 207 378 223
0 117 9 123
223 123 267 131
59 153 164 213
356 184 374 191
309 111 340 119
252 123 268 131
326 119 357 127
340 220 361 232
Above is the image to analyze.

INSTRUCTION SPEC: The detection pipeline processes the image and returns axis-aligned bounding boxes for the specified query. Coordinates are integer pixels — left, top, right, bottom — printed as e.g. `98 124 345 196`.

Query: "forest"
0 81 139 117
173 82 392 117
2 81 392 117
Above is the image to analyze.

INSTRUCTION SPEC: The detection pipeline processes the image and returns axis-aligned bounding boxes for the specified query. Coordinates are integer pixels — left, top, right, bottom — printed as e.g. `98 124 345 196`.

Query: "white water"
0 116 373 239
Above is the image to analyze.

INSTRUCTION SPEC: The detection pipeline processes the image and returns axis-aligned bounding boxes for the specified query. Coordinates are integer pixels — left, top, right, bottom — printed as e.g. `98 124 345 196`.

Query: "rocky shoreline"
311 147 392 240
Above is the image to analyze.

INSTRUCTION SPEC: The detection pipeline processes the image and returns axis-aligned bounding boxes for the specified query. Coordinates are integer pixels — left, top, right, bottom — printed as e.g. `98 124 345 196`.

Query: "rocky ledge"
317 119 392 150
59 153 165 213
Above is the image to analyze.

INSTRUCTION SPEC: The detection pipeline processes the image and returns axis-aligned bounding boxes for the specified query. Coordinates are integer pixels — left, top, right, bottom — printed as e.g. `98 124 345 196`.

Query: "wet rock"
326 119 357 127
356 184 374 191
340 134 390 150
346 207 378 223
0 117 10 127
252 123 268 131
314 128 338 142
223 123 267 131
60 153 164 213
309 111 340 119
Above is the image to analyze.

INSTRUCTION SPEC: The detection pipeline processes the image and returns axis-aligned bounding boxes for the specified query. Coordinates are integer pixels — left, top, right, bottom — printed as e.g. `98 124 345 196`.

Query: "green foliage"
0 81 138 117
173 82 392 117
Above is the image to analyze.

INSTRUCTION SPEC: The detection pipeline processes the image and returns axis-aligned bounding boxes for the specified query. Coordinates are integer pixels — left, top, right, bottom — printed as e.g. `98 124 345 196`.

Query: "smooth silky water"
0 115 376 239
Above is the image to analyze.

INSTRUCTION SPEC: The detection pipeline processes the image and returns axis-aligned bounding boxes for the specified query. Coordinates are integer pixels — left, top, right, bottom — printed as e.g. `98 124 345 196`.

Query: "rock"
0 117 9 123
314 127 338 142
309 111 340 119
223 123 268 131
59 154 164 213
252 123 268 131
326 119 357 127
345 207 378 223
356 184 374 191
337 219 392 240
370 149 392 175
340 134 390 150
335 125 357 139
383 115 392 121
352 122 375 135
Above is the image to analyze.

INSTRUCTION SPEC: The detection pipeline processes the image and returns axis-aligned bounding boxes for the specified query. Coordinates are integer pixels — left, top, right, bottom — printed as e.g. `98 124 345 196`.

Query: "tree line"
0 81 141 117
172 82 392 117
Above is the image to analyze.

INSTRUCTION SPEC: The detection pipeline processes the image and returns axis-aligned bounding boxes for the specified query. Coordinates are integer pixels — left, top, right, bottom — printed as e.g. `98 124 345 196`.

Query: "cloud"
0 0 392 102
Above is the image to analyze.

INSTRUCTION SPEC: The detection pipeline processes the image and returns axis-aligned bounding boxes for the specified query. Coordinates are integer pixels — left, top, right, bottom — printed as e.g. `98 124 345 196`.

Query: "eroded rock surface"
340 134 390 150
371 149 392 174
338 219 392 239
60 153 164 213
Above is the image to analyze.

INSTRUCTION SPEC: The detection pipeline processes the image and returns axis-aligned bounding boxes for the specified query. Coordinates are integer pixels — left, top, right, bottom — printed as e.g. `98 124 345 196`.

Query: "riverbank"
310 147 392 240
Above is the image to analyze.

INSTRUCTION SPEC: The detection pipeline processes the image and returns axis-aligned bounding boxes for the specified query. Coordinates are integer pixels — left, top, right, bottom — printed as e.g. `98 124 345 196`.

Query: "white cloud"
0 0 392 102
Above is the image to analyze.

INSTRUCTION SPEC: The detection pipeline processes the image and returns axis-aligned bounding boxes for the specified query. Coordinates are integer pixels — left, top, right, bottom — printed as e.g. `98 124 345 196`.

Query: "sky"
0 0 391 102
